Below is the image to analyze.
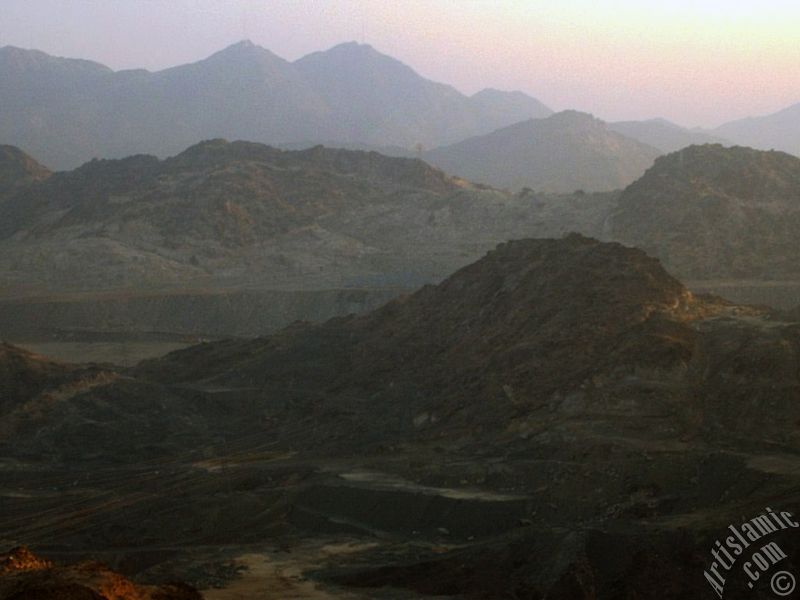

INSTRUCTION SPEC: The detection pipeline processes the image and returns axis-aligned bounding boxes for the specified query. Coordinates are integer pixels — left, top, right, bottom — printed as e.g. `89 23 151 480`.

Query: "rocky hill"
131 235 706 451
0 42 551 170
424 111 661 192
136 234 796 449
611 144 800 278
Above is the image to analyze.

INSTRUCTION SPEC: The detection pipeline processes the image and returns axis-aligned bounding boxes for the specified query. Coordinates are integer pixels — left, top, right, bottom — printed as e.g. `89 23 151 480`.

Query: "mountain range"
0 41 552 170
4 40 800 176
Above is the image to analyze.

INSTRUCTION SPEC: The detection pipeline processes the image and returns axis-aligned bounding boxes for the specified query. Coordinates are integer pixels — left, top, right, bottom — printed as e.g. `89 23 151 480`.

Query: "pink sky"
2 0 799 127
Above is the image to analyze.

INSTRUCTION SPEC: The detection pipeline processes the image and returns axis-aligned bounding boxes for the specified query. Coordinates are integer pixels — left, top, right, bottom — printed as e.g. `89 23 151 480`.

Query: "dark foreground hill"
4 235 800 598
611 144 800 279
424 111 661 192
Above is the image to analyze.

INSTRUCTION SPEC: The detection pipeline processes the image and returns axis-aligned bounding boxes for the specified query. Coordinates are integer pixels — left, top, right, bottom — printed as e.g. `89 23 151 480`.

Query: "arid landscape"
2 3 800 599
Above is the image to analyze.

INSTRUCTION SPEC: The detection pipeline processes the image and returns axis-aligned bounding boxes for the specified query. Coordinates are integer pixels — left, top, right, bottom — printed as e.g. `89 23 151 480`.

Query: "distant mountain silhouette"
712 102 800 157
424 111 661 192
608 118 728 153
611 144 800 278
295 42 551 149
0 42 552 170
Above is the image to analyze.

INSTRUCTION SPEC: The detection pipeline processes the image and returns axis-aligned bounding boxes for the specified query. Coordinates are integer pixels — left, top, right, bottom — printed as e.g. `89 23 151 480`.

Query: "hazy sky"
2 0 799 127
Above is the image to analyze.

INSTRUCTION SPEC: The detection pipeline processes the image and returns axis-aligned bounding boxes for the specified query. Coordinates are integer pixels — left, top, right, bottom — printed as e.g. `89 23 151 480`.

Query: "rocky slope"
424 110 661 193
611 144 800 279
0 42 551 170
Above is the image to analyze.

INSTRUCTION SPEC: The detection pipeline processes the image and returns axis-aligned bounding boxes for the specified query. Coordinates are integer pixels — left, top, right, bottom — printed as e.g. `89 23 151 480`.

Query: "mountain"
5 236 800 598
0 42 551 170
608 118 729 153
0 140 614 296
424 110 661 192
0 342 76 416
713 102 800 157
611 144 800 278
